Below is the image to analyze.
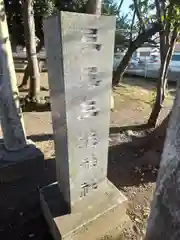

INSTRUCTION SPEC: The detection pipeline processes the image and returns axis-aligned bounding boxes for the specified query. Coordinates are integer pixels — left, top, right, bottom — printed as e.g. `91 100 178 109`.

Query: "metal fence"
126 59 180 82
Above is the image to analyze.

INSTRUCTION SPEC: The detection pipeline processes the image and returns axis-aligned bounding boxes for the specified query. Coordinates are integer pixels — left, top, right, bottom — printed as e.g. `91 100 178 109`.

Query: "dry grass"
114 78 173 109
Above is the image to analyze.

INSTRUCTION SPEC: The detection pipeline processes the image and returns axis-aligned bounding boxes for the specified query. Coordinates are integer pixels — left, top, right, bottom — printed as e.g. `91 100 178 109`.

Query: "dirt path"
0 74 174 239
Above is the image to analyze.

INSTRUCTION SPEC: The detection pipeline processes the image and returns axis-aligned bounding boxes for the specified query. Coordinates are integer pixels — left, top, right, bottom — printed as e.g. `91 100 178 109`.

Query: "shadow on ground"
0 129 161 240
28 134 53 142
21 102 51 113
110 124 152 133
108 139 158 190
0 159 56 240
19 96 51 113
108 126 161 190
18 86 49 93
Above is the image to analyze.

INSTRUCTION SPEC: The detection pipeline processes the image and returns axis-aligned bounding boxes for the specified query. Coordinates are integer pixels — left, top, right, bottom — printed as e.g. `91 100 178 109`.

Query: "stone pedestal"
42 11 128 239
0 140 44 182
40 180 128 240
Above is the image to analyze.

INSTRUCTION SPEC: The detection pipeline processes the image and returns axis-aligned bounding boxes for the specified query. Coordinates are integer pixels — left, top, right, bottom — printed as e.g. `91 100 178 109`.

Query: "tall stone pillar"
41 11 129 240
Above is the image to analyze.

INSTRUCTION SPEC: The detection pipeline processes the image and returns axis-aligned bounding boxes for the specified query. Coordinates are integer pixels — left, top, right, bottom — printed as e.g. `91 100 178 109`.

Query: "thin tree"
19 0 56 90
86 0 103 14
112 0 161 86
148 0 180 127
18 40 43 90
112 24 161 86
22 0 40 101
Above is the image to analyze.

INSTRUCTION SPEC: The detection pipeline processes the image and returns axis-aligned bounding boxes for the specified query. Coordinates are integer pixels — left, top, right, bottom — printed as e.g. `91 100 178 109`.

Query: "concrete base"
0 141 44 183
40 179 129 240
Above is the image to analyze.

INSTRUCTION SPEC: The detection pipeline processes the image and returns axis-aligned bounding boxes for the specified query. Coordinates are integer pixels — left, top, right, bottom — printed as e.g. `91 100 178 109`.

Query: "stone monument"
41 11 128 240
0 0 44 182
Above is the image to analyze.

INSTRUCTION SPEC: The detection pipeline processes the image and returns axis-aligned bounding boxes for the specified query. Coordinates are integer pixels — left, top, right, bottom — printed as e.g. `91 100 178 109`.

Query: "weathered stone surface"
44 12 116 206
42 12 129 240
145 84 180 239
42 11 129 239
40 179 128 240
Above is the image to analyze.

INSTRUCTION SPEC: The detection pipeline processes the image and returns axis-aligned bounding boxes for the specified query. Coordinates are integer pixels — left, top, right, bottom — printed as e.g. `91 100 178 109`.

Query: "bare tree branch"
165 3 174 45
133 0 145 32
117 0 124 12
155 0 162 23
130 10 136 42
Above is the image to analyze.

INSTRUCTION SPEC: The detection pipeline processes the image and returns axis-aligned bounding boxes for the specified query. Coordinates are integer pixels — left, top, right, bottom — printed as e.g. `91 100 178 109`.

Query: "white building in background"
135 45 159 61
115 42 180 62
115 43 159 60
136 43 180 61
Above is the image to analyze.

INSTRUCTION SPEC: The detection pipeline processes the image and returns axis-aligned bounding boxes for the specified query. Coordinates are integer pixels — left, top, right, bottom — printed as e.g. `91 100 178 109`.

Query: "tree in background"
5 0 83 97
4 0 58 100
4 0 24 46
4 0 127 93
4 0 131 103
19 0 56 91
86 0 102 14
148 0 180 127
103 0 131 51
5 0 129 48
21 0 41 101
112 0 161 86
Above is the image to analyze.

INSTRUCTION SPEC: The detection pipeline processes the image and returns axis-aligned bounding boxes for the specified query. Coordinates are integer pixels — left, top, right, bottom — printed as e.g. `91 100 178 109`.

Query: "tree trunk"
145 90 180 240
148 29 178 127
19 39 43 89
86 0 102 15
22 0 40 101
112 42 137 86
148 64 168 127
112 23 162 86
0 0 26 150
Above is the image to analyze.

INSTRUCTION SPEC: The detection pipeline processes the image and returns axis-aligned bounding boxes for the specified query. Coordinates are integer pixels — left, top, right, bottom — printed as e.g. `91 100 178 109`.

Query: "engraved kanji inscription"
80 154 98 169
87 67 102 88
77 100 100 120
81 28 102 51
81 28 98 43
80 67 102 89
88 131 98 147
80 183 89 197
80 181 98 198
77 131 99 148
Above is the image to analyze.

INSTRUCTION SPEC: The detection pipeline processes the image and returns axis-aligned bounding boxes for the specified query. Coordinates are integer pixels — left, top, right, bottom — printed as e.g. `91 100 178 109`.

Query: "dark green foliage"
4 0 88 45
4 0 129 47
4 0 24 45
